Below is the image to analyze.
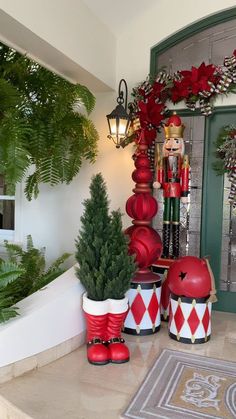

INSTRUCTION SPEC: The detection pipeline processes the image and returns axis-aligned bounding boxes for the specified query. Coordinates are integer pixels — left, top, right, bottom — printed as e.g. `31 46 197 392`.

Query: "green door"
201 106 236 312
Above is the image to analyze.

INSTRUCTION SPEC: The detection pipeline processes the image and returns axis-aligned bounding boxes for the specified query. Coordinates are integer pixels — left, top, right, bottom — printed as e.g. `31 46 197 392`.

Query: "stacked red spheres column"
124 130 162 335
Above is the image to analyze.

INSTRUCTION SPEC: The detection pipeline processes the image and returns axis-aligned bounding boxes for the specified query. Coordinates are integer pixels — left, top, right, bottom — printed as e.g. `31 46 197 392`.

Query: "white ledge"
0 266 86 368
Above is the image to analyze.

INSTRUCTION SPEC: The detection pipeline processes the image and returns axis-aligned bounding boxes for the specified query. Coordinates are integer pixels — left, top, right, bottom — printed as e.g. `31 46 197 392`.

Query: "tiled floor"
0 311 235 419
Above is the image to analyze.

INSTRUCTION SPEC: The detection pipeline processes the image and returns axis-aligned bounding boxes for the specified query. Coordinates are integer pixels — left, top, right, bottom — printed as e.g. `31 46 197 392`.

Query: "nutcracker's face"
163 137 184 157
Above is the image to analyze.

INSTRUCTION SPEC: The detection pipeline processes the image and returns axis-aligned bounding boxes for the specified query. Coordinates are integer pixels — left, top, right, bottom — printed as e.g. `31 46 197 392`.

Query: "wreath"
127 49 236 147
213 125 236 207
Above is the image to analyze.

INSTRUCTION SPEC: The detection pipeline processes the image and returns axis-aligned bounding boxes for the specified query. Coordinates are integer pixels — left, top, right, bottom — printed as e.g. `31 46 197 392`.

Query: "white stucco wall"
117 0 236 88
1 0 236 264
18 92 134 265
0 0 116 90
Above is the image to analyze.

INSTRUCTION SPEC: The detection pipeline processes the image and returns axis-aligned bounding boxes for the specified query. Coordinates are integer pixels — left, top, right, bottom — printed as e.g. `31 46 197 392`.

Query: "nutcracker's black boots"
162 223 171 258
172 223 180 259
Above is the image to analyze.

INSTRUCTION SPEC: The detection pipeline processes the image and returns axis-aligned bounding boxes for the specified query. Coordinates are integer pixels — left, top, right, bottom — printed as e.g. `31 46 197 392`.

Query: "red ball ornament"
135 155 150 169
132 168 153 183
167 256 212 298
125 225 162 269
126 193 157 221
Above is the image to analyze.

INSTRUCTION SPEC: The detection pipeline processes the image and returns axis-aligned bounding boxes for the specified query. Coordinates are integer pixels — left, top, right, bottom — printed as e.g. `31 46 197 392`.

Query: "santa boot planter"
82 293 109 365
76 174 136 365
107 297 130 364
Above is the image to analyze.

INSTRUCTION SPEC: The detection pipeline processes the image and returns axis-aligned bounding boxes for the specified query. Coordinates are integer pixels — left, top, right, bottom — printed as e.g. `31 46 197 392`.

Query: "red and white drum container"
124 278 162 335
152 260 174 322
167 256 216 344
169 294 212 344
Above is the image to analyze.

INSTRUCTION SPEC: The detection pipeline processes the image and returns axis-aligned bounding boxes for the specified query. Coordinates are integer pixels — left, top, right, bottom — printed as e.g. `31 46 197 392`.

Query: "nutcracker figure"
154 113 190 259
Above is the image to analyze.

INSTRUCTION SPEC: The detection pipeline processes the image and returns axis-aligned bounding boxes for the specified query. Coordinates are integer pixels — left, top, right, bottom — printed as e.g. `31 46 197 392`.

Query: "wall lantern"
106 79 131 148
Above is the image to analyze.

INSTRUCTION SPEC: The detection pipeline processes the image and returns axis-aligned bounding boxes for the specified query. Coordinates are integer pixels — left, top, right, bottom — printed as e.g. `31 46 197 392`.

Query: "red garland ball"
126 193 157 220
132 167 153 183
167 256 212 298
125 225 162 269
135 155 150 169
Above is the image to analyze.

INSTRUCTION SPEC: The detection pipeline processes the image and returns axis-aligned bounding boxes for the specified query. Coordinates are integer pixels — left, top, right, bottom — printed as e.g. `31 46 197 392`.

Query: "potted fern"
75 174 136 365
0 42 99 200
0 261 25 322
0 236 71 322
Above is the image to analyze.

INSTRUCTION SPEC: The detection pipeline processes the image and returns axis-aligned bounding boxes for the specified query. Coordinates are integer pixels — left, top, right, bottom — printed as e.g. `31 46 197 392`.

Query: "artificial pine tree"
75 173 136 301
75 173 111 301
103 210 136 300
75 173 136 365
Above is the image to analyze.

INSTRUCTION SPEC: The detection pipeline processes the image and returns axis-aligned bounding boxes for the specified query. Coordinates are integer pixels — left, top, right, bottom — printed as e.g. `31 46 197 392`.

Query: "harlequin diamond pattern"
124 282 162 334
187 307 200 335
148 292 159 324
169 298 212 341
202 306 210 333
173 305 185 333
130 293 146 325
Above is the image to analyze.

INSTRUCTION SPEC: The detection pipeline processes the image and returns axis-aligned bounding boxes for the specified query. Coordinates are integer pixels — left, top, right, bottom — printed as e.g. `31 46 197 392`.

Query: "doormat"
122 349 236 418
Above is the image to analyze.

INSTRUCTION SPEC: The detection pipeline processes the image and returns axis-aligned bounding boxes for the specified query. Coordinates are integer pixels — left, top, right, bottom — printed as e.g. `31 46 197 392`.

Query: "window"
0 175 15 241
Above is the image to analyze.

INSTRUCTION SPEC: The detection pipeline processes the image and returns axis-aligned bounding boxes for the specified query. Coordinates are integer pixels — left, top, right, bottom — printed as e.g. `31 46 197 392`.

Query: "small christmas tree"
76 173 137 365
75 173 136 301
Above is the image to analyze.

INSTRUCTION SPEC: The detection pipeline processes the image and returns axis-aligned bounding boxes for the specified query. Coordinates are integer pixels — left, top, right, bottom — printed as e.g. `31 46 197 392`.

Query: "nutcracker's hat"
164 112 185 139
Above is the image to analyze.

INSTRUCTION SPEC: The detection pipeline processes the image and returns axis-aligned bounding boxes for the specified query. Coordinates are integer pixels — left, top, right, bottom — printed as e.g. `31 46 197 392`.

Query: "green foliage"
0 42 99 199
0 261 25 322
0 261 25 289
75 174 136 301
103 211 136 300
0 235 71 323
213 125 236 175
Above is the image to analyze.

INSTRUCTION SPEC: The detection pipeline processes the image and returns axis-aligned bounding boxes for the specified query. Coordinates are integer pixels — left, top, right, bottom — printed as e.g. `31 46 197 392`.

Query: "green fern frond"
65 153 82 183
0 261 25 288
38 156 61 186
0 41 99 200
27 122 48 159
46 253 71 274
24 172 40 201
0 306 19 323
4 241 23 263
30 269 64 293
81 118 99 162
0 113 31 184
26 235 34 251
74 84 96 114
0 78 20 113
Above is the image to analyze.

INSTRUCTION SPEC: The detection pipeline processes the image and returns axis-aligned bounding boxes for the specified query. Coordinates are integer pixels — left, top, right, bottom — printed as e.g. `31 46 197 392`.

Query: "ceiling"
82 0 157 37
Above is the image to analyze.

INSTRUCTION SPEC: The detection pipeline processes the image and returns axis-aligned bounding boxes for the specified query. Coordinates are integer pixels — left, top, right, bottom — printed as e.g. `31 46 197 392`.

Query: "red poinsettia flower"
171 62 217 102
233 50 236 57
138 87 148 98
143 127 157 145
171 79 191 103
138 96 165 128
152 81 169 103
152 81 165 95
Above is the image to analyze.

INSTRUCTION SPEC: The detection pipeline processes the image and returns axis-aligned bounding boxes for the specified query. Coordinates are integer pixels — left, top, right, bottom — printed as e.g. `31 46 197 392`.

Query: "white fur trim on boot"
82 293 109 315
108 297 129 314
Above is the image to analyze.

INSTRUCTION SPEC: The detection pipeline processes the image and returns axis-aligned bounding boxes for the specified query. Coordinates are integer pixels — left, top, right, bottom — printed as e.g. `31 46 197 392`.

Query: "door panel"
201 107 236 312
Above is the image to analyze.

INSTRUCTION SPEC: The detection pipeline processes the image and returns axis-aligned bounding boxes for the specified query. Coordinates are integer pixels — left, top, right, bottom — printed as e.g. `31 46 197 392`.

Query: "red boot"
83 293 109 365
107 297 130 364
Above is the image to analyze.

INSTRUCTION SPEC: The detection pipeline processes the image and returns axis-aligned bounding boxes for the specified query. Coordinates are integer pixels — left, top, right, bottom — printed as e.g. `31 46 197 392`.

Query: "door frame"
150 7 236 77
150 9 236 312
